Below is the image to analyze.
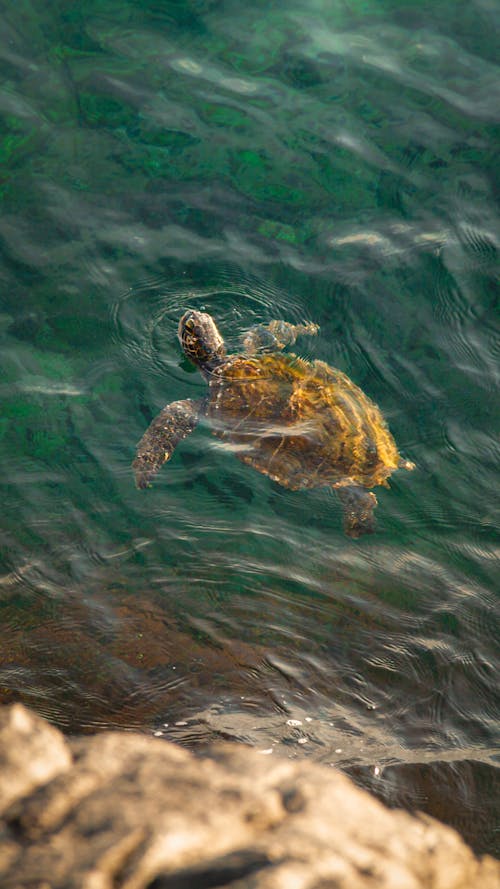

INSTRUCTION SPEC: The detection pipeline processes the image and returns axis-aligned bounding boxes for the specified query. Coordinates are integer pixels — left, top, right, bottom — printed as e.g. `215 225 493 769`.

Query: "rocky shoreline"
0 704 497 888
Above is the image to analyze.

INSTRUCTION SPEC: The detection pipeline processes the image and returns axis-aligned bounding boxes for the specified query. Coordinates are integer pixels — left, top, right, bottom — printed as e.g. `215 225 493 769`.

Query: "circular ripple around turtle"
110 266 308 382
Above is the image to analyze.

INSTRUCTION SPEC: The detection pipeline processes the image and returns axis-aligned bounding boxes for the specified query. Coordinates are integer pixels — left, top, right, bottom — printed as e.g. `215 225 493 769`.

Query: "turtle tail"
399 458 415 471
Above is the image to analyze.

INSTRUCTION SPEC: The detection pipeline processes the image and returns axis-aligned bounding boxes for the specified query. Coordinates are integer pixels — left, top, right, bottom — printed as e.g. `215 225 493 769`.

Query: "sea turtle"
133 311 414 537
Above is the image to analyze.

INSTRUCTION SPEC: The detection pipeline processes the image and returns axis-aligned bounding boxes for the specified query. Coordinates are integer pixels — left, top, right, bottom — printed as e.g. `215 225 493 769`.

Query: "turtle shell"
206 353 402 490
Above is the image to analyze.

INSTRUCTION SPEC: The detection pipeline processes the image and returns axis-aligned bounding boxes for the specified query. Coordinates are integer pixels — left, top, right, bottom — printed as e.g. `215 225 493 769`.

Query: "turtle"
133 311 414 538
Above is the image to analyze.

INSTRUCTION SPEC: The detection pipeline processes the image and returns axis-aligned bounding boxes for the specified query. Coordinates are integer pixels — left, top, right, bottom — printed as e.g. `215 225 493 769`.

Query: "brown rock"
0 704 71 816
0 704 497 889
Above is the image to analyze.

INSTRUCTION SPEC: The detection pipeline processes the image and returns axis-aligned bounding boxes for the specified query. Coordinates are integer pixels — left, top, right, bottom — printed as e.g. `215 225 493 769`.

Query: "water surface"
0 0 499 856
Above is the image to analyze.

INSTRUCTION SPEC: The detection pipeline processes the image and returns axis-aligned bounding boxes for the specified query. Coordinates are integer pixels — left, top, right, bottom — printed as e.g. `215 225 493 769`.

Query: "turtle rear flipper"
336 485 377 539
133 398 201 489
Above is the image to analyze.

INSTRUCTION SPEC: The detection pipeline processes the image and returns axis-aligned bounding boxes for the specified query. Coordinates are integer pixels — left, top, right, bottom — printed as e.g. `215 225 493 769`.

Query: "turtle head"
178 310 226 373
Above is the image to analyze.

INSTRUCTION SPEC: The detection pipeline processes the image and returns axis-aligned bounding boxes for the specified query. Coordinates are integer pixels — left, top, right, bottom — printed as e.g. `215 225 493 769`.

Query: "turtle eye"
184 318 194 332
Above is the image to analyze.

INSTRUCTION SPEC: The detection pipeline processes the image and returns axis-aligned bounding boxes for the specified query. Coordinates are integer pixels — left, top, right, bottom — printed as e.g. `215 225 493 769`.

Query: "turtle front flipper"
133 399 201 489
335 485 377 539
243 320 319 354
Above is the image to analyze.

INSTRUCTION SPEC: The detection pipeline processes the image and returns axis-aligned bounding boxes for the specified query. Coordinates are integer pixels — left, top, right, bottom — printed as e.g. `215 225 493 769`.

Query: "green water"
1 0 499 855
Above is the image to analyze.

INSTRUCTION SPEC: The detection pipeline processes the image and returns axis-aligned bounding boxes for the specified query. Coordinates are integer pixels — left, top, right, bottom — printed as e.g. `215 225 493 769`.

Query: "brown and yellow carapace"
133 311 414 538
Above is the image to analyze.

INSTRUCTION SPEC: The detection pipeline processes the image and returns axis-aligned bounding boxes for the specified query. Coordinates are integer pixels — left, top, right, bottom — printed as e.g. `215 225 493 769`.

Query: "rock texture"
0 704 497 889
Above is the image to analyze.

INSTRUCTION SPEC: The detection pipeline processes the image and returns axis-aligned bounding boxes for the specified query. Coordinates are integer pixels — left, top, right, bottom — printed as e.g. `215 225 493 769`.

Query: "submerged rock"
0 704 497 889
